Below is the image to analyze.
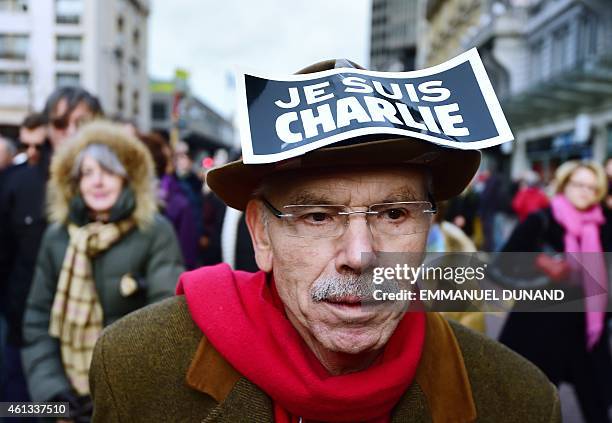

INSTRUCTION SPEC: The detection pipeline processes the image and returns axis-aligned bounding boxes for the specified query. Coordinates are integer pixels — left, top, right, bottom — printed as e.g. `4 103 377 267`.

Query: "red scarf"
176 264 426 423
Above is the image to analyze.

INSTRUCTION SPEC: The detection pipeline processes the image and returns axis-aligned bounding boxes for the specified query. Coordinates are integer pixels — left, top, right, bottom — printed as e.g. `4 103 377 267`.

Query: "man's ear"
245 199 273 272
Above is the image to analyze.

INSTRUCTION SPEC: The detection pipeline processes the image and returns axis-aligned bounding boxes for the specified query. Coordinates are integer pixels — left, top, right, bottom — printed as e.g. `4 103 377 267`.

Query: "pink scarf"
550 194 608 350
176 264 426 422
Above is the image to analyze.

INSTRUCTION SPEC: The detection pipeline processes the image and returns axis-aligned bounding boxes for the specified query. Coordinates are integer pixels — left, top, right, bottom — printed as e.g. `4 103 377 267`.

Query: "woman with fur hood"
21 121 184 420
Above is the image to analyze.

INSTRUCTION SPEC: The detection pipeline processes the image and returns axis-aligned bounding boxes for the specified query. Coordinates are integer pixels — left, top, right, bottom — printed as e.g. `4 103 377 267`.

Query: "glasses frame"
261 197 437 238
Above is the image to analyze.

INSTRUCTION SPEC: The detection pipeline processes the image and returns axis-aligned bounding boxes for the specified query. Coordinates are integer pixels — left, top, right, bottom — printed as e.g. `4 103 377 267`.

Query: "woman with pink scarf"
499 160 612 422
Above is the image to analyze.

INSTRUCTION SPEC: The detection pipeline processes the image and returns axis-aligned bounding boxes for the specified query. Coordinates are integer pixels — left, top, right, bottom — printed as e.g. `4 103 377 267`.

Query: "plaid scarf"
49 218 135 395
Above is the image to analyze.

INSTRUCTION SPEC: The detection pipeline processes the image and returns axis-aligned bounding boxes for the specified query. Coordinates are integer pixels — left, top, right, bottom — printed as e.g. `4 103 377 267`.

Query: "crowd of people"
0 83 611 422
0 86 237 421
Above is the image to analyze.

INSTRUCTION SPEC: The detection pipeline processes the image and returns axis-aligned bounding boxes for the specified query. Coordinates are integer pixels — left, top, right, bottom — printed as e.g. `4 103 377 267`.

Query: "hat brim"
207 138 481 211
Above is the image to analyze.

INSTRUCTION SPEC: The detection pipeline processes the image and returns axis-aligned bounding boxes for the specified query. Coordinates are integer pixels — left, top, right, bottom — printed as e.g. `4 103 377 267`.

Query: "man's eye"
383 208 408 220
302 212 333 223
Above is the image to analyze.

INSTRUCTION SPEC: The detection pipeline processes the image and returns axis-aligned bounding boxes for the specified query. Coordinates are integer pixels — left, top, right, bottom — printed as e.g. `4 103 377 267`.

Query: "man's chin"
315 326 389 355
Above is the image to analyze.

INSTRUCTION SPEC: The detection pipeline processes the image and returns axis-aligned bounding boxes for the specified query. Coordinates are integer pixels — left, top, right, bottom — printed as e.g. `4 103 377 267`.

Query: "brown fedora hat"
208 137 480 211
207 59 481 211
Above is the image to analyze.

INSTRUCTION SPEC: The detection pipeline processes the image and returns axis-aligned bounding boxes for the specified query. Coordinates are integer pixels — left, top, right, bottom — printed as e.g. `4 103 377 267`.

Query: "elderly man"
90 60 559 422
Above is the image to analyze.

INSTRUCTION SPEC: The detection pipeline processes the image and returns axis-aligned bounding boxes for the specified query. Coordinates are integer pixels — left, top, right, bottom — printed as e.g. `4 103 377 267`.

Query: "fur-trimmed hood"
47 120 157 228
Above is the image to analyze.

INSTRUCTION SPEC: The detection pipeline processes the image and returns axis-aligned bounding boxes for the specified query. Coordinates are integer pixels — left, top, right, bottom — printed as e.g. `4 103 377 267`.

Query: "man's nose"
66 122 79 137
335 215 376 274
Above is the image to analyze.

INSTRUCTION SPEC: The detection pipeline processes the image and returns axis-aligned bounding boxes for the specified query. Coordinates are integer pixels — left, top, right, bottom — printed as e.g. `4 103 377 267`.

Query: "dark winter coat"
0 158 49 346
499 206 612 422
161 175 199 269
20 122 185 402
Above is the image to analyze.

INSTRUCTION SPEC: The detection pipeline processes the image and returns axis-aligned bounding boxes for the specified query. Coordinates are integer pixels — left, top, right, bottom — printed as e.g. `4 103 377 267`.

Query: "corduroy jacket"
90 296 560 422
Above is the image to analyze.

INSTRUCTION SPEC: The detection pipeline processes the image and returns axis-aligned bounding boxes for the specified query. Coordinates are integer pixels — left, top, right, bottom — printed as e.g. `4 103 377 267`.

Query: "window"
0 70 29 85
116 83 124 111
132 29 139 47
0 34 28 59
529 40 545 83
56 72 80 87
117 15 124 32
55 0 83 24
130 56 139 72
132 90 139 116
113 46 123 63
152 102 168 121
56 36 81 61
0 0 28 12
551 25 570 74
577 14 599 62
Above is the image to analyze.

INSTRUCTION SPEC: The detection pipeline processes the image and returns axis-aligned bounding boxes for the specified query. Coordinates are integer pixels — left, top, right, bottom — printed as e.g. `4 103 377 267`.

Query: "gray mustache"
311 272 401 302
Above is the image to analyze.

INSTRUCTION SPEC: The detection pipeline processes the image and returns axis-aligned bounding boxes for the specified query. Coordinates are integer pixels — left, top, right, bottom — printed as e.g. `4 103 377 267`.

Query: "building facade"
418 0 612 180
150 71 234 155
0 0 150 136
370 0 424 71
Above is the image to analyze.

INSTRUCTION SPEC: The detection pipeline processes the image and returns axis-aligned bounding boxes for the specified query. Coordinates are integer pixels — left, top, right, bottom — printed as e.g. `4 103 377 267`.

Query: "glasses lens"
369 202 433 236
23 143 43 151
281 205 346 238
52 116 68 130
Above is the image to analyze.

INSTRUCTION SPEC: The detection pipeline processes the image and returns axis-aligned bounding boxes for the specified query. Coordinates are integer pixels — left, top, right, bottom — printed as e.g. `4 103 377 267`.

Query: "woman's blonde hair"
553 160 607 202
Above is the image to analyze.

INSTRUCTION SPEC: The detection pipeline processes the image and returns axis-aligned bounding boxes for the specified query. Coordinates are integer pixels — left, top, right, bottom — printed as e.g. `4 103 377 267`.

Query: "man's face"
48 99 95 148
19 126 46 165
0 140 13 170
247 166 431 356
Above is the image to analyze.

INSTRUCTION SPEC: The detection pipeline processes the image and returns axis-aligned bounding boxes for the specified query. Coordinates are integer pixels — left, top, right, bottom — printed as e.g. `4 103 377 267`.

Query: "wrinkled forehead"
261 165 430 206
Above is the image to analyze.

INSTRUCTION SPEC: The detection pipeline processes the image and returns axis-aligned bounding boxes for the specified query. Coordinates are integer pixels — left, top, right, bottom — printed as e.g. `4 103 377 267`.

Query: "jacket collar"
186 312 476 422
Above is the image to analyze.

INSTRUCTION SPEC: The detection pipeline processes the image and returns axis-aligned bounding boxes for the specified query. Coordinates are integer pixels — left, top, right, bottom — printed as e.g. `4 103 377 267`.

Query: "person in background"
444 184 480 241
604 157 612 212
0 136 16 171
140 132 199 270
512 169 549 222
0 87 103 406
21 121 184 422
201 190 226 266
427 202 484 333
45 86 102 150
479 165 515 252
174 141 204 235
19 113 48 166
499 160 612 422
0 135 16 402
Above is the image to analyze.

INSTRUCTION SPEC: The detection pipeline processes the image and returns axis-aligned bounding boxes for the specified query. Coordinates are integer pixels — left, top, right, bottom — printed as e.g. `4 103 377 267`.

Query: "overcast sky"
148 0 371 120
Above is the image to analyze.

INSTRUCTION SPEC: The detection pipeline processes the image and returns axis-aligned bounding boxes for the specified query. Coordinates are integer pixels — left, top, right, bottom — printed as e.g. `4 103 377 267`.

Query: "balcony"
502 53 612 127
500 2 612 128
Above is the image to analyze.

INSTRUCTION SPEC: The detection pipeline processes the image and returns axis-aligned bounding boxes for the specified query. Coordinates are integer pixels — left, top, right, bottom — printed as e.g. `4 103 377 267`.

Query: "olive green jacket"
21 215 184 402
90 297 560 422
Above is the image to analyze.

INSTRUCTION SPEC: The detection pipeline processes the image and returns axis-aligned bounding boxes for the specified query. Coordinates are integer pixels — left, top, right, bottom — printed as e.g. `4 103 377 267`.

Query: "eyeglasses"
50 115 91 130
567 180 598 194
19 142 43 151
262 198 436 239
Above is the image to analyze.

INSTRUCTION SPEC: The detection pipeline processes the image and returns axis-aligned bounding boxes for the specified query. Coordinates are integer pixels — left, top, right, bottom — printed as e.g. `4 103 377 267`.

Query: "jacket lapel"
186 336 273 422
201 378 273 423
187 313 476 423
393 313 477 423
391 383 432 423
